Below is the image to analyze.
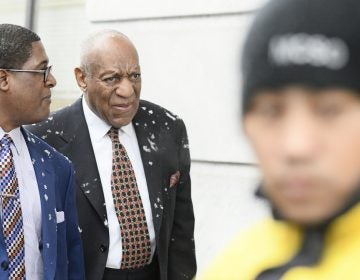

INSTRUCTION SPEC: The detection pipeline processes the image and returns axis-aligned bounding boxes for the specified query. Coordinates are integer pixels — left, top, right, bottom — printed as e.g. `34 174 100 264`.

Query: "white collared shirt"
0 127 43 279
82 98 156 268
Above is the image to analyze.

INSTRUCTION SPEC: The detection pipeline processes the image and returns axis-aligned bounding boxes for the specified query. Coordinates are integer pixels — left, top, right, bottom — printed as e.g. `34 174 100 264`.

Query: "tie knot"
107 127 119 143
0 134 12 149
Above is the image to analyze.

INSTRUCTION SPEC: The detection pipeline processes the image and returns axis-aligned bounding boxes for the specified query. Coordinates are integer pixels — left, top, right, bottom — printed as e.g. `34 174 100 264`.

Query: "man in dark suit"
0 24 84 279
28 30 196 280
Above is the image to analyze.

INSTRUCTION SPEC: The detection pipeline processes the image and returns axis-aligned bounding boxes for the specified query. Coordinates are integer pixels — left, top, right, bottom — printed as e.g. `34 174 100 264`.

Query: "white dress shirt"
82 98 156 268
0 127 43 279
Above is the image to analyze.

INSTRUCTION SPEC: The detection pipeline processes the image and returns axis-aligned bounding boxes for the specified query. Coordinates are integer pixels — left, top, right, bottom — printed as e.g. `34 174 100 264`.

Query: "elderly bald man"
28 30 196 280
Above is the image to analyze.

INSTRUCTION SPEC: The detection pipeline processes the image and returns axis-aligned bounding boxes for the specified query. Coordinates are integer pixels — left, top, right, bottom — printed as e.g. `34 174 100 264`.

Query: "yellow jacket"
199 203 360 280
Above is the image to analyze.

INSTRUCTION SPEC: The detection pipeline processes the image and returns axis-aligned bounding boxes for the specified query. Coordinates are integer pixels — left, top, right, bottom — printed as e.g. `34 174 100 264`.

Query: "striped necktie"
0 134 26 279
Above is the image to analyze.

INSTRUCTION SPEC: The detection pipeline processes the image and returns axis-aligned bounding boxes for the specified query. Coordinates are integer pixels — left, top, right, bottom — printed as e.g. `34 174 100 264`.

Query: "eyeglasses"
0 65 52 83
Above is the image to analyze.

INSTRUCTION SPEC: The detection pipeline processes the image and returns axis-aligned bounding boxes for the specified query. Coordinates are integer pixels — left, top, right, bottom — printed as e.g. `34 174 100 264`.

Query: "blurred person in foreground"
0 24 84 279
28 30 196 280
199 0 360 279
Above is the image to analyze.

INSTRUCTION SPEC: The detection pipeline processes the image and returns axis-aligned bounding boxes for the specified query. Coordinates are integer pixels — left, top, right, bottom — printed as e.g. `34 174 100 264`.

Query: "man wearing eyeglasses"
28 30 196 280
3 66 52 84
0 23 84 279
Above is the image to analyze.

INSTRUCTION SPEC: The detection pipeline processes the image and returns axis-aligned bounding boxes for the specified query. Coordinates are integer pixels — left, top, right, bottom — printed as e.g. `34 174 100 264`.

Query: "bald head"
79 30 139 75
74 29 142 128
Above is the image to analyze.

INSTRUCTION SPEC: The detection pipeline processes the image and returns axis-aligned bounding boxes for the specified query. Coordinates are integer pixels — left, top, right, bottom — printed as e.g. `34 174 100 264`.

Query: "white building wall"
0 0 270 273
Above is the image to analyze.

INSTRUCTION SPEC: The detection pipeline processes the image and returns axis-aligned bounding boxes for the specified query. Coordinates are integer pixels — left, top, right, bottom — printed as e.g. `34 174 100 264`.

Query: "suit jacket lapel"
133 107 164 238
59 99 107 224
22 128 57 280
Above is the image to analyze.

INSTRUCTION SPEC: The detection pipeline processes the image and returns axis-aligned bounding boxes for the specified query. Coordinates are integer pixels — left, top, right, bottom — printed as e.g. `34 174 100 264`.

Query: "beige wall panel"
86 0 267 21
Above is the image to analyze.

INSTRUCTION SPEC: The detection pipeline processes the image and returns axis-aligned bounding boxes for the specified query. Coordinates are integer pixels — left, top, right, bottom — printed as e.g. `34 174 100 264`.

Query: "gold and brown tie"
107 127 151 269
0 134 26 279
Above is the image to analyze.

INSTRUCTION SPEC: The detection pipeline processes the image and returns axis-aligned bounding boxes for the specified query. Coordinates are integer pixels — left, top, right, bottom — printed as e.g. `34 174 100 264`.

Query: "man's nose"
281 115 319 162
45 72 56 88
115 78 134 98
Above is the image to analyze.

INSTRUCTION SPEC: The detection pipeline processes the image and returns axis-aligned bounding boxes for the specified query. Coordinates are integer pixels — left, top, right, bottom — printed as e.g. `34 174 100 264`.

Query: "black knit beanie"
242 0 360 112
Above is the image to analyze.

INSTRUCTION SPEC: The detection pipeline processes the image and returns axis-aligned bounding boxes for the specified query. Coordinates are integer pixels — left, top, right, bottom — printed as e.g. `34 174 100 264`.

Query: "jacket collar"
132 104 164 238
57 99 108 225
22 128 57 280
256 183 360 229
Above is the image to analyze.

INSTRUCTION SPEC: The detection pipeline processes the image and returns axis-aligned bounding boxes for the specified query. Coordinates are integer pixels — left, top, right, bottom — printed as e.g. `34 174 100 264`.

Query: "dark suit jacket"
0 129 85 280
27 98 196 280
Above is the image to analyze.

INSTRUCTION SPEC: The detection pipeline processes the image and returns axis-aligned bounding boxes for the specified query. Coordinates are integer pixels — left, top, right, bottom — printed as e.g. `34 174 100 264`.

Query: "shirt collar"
82 97 135 140
0 127 22 155
120 121 136 137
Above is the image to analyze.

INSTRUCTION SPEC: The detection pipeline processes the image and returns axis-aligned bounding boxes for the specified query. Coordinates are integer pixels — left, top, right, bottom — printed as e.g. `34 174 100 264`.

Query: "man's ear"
0 70 9 92
74 67 88 92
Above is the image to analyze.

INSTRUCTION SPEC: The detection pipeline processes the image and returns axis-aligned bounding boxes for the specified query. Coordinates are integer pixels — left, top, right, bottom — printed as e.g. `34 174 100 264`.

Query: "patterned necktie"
107 127 151 269
0 134 26 279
